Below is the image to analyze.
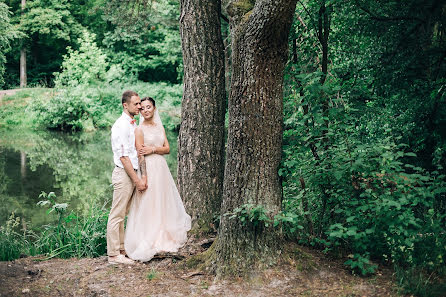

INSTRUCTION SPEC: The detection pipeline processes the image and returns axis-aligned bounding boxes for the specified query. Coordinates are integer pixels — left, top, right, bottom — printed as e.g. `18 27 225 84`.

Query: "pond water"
0 128 178 230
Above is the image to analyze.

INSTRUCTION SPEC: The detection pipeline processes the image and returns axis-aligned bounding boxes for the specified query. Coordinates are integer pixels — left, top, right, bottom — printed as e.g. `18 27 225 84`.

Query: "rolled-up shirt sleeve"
111 123 130 158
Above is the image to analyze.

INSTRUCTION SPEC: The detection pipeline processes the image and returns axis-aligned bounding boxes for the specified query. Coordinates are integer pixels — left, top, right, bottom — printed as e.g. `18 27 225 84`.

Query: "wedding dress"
124 122 191 262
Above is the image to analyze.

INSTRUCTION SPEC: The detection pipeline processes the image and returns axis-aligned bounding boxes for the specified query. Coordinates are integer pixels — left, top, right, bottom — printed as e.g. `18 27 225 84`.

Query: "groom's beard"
130 111 140 117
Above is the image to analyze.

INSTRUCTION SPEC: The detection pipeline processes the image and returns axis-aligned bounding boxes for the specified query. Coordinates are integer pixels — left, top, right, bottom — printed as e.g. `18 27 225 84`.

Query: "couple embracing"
107 90 191 265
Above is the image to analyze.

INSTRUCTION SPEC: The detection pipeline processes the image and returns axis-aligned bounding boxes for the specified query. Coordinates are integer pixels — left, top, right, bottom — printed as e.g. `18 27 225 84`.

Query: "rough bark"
178 0 226 231
215 0 297 276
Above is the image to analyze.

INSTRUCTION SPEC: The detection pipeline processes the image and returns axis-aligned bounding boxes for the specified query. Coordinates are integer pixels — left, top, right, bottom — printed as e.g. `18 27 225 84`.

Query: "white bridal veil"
139 108 163 127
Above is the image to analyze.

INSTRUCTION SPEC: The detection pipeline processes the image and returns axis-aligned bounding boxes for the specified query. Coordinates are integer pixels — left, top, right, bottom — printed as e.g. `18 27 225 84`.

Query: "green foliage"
281 72 446 278
31 88 87 131
0 213 27 261
101 0 182 82
281 0 446 291
225 203 273 228
0 192 108 261
3 0 182 87
29 81 182 131
34 191 108 259
0 2 22 87
0 89 46 127
54 30 124 88
344 253 377 276
28 29 182 132
18 0 82 42
146 268 158 281
4 0 84 87
395 266 446 297
224 203 305 235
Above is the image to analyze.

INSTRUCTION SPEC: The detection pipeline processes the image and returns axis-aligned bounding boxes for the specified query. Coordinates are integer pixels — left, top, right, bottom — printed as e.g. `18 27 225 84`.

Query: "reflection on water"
0 128 178 229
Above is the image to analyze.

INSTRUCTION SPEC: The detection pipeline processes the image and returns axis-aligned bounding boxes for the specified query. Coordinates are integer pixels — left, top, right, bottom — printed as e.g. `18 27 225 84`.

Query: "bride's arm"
153 129 170 155
138 128 170 155
135 127 147 186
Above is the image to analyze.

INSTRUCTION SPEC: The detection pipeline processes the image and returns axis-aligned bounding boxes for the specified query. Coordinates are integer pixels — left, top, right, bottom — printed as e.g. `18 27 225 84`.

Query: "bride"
124 97 191 262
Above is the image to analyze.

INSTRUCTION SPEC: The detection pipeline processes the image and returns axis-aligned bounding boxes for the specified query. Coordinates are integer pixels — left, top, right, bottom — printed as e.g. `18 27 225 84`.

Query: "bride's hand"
139 144 155 156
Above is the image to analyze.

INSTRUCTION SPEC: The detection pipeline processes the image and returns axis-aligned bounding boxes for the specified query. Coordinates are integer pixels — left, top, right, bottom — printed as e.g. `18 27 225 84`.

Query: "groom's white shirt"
111 112 138 170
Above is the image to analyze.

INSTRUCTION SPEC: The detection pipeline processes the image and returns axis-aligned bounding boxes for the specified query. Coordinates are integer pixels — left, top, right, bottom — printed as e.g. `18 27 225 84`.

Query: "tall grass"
0 192 109 261
0 213 29 261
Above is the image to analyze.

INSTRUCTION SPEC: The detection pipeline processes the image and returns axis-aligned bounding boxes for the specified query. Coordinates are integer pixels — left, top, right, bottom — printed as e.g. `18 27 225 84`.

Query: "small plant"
224 203 273 228
146 268 157 281
344 253 378 276
200 281 209 289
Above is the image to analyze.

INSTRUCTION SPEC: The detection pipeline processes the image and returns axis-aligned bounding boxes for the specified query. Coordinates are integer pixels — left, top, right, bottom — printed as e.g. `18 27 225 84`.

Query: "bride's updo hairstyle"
141 97 156 107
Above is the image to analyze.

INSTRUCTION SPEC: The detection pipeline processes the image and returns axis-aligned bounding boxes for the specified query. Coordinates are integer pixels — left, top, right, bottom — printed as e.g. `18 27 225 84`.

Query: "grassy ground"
0 236 400 297
0 88 49 128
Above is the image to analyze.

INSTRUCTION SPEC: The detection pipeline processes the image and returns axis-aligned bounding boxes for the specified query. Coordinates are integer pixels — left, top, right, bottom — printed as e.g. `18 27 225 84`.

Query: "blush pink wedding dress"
124 123 191 262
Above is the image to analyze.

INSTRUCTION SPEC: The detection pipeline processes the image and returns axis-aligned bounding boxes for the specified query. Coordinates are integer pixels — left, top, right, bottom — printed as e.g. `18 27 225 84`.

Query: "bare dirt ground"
0 235 401 297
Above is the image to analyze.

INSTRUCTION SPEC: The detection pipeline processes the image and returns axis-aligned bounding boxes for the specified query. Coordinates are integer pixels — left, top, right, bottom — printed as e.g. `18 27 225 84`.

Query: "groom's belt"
115 165 137 172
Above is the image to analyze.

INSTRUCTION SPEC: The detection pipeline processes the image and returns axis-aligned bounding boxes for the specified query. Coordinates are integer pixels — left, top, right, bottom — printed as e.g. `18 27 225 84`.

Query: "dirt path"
0 237 400 297
0 88 22 98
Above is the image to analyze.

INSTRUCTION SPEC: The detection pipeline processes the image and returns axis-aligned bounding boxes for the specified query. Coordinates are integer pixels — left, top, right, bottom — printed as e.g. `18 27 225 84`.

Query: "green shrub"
280 71 446 282
32 88 87 131
53 30 124 88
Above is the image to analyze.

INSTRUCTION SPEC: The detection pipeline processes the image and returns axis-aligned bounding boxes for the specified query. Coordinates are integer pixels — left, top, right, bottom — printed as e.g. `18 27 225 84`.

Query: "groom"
107 90 147 265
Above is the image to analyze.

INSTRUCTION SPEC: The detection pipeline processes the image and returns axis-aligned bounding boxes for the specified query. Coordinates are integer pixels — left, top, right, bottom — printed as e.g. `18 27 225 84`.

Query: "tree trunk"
20 0 27 88
215 0 297 276
178 0 226 231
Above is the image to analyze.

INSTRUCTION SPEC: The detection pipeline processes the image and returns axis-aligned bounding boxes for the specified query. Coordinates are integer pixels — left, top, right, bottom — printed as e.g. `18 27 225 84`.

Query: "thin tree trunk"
20 0 27 88
178 0 226 231
317 0 331 232
216 0 297 276
20 151 26 179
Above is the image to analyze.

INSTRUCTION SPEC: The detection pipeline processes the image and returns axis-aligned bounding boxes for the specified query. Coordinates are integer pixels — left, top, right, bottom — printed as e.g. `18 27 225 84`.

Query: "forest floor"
0 235 402 297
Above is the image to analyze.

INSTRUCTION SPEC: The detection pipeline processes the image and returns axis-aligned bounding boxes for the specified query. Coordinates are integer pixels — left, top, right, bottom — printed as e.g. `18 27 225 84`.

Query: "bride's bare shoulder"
134 126 144 136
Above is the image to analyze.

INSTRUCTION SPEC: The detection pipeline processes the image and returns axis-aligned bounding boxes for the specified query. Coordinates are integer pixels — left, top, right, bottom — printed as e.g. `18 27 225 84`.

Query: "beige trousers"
107 167 135 256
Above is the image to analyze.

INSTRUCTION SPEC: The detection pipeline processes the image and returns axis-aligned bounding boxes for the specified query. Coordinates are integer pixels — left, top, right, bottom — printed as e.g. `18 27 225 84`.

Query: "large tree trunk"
20 0 27 88
215 0 297 276
178 0 226 231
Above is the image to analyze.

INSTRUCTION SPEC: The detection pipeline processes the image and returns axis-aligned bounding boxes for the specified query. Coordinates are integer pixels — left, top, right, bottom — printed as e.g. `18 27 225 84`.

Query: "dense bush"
280 70 446 293
278 2 446 295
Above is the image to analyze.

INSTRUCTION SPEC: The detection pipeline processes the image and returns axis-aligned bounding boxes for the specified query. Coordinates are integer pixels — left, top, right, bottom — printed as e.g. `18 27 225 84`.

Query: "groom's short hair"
122 90 139 105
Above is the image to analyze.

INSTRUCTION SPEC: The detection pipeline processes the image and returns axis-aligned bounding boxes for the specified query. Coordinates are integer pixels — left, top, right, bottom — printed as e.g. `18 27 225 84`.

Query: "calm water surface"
0 128 178 229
